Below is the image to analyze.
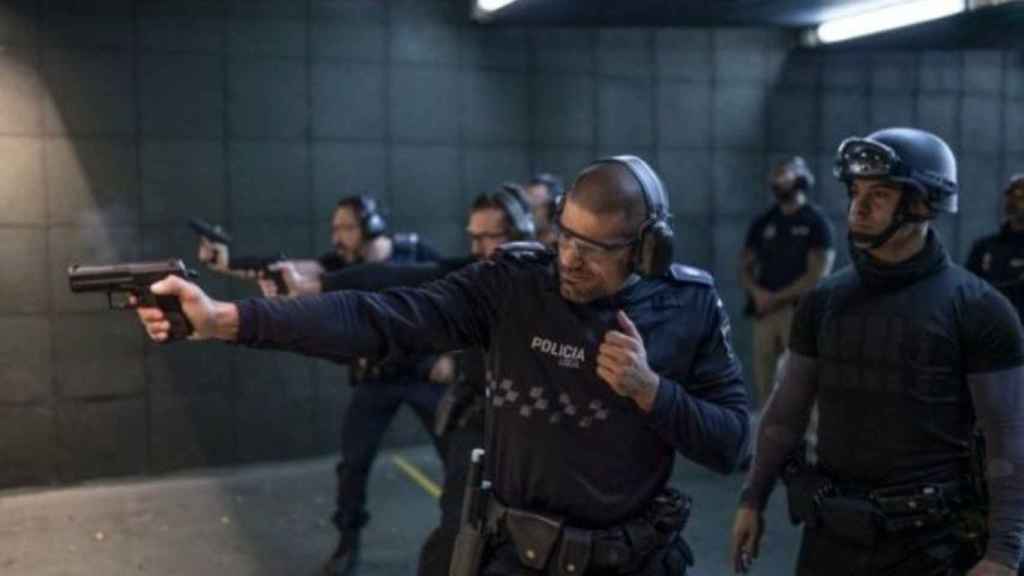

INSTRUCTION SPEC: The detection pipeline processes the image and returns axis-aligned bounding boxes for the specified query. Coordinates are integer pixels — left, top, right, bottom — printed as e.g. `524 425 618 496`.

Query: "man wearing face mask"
132 155 750 575
967 175 1024 320
731 128 1024 576
740 157 835 406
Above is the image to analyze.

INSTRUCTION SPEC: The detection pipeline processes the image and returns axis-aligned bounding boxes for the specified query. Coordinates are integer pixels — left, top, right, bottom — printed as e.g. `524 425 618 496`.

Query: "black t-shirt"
744 203 834 291
966 226 1024 319
318 251 347 273
789 252 1024 486
317 233 442 273
317 234 441 383
236 250 750 526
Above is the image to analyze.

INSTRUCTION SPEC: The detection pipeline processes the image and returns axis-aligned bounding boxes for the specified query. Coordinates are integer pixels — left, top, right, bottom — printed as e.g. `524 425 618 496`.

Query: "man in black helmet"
967 174 1024 320
133 155 750 575
740 157 835 406
731 128 1024 576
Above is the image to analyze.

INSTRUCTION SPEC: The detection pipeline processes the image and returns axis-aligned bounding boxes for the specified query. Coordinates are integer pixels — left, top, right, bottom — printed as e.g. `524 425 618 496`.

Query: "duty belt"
484 490 690 575
786 465 971 546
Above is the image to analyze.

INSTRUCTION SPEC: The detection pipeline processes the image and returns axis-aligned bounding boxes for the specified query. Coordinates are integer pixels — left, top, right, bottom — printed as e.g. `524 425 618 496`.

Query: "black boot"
322 529 361 576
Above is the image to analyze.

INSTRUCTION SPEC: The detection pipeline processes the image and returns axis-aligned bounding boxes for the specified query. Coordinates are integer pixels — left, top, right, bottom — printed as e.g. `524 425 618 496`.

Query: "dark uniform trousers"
797 525 974 576
333 378 443 531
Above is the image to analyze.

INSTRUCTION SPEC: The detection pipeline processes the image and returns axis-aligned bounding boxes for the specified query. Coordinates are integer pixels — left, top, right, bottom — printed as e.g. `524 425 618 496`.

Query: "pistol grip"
155 294 194 341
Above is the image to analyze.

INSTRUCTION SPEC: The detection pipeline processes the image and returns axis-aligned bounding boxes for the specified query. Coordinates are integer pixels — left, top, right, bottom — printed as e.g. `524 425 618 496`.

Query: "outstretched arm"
136 259 510 365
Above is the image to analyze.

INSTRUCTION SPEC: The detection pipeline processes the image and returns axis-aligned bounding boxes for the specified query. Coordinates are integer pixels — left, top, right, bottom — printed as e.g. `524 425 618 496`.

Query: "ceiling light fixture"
811 0 966 45
476 0 520 14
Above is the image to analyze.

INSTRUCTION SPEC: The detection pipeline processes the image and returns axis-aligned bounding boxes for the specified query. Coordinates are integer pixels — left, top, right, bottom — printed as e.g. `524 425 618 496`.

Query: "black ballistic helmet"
835 127 958 214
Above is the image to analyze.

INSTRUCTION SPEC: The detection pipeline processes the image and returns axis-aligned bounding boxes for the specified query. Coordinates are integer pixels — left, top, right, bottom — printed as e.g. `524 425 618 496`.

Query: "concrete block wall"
525 32 1024 398
0 0 534 488
0 0 1020 487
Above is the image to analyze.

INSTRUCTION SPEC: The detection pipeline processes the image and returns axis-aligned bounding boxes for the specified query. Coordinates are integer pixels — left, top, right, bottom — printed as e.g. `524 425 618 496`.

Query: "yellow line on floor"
391 454 441 500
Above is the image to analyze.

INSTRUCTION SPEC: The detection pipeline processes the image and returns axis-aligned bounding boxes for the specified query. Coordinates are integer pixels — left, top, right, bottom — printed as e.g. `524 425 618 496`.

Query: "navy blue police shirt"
235 247 750 526
966 225 1024 319
744 203 834 291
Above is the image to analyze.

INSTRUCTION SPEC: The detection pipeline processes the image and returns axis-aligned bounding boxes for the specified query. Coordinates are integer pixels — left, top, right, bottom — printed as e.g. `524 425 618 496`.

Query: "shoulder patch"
667 263 713 286
496 241 553 264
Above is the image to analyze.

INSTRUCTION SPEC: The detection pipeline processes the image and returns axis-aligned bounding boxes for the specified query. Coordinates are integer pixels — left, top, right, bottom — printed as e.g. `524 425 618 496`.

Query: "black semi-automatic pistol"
187 218 288 295
68 259 198 341
188 217 232 245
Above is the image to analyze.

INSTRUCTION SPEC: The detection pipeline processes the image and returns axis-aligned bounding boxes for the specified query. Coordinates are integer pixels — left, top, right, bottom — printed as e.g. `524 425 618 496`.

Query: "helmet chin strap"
849 187 930 251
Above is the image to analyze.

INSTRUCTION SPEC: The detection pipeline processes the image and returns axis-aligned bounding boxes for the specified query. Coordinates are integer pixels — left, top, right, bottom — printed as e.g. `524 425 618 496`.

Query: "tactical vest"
813 264 975 487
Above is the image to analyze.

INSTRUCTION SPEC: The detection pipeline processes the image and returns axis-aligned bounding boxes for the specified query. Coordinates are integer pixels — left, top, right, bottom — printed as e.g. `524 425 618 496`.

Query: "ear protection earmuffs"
495 183 536 241
567 155 674 277
349 195 387 238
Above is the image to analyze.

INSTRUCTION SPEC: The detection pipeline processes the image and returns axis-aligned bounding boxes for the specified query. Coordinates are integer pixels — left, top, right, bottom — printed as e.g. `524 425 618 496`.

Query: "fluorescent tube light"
815 0 966 44
477 0 520 13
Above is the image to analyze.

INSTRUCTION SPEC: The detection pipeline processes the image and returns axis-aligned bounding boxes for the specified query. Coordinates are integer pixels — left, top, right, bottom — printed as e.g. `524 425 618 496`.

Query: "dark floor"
0 445 800 576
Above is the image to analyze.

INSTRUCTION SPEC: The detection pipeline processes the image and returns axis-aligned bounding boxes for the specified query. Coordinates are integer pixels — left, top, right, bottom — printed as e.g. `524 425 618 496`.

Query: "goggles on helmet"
833 137 955 198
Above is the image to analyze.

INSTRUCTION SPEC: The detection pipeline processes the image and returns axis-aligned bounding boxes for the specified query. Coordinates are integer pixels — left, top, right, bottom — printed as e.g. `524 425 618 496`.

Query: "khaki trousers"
752 304 795 407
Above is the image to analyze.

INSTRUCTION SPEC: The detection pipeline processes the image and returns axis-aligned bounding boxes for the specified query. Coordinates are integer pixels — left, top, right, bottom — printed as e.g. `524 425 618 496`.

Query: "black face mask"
772 184 799 203
1005 197 1024 222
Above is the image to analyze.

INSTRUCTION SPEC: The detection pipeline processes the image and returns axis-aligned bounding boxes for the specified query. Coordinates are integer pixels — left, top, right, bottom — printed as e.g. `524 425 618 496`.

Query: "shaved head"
568 163 649 235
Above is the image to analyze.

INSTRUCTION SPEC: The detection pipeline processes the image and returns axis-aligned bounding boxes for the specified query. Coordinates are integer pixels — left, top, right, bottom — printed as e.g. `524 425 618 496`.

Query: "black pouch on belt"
817 496 883 547
504 508 564 571
554 527 592 576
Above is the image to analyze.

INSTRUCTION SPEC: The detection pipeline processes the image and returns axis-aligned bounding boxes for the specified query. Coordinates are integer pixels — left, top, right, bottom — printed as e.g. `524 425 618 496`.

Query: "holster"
784 468 833 527
817 496 883 547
